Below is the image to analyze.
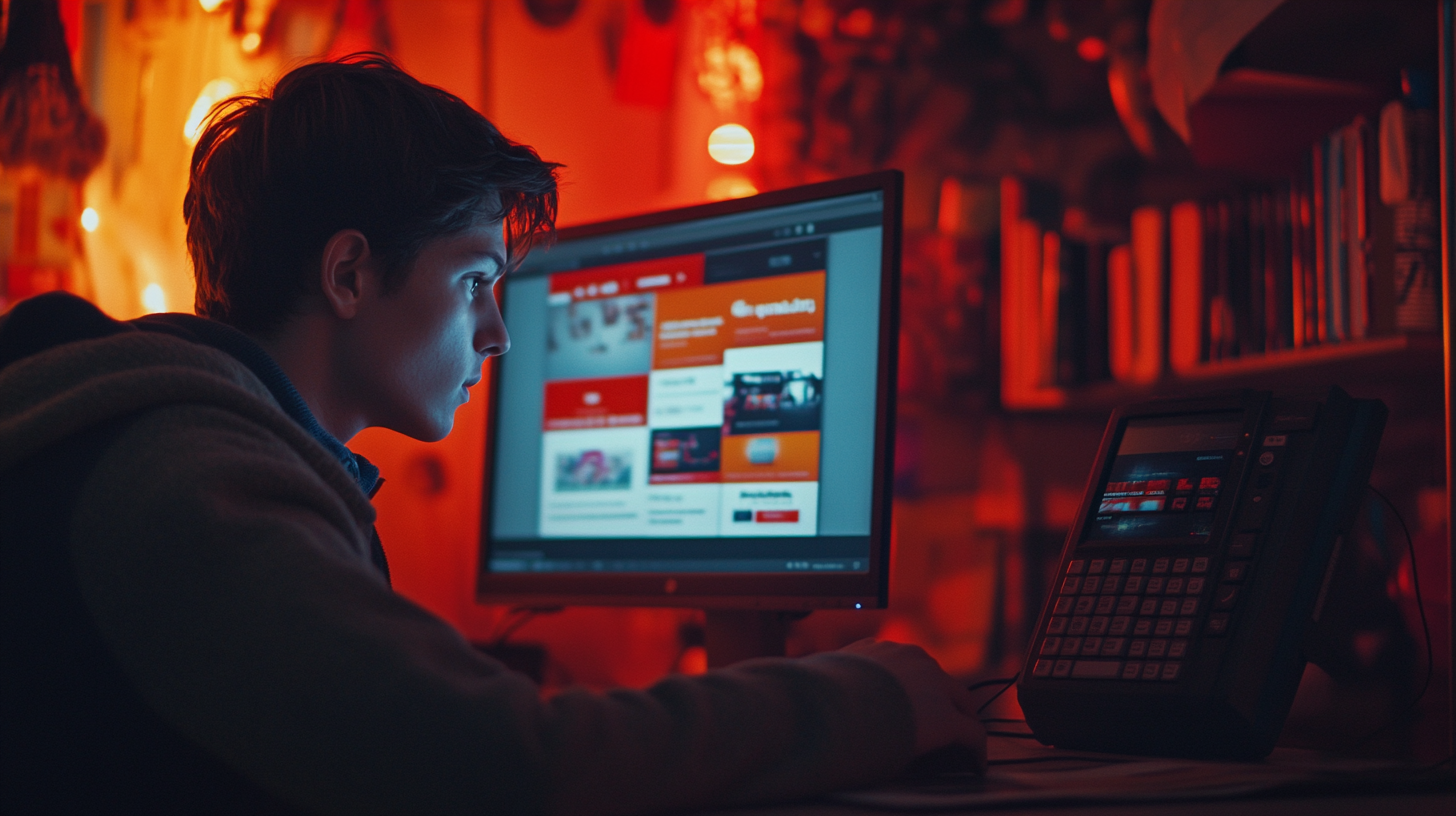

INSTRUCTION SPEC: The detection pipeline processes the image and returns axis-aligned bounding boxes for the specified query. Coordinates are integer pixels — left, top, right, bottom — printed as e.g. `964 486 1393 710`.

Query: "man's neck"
250 316 365 443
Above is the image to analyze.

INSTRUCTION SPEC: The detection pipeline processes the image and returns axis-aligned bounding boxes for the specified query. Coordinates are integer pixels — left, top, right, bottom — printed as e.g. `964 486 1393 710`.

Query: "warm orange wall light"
707 123 754 165
184 78 241 145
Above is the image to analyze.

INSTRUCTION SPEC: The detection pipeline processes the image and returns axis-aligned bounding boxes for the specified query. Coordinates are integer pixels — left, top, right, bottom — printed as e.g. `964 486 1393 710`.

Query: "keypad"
1036 546 1243 683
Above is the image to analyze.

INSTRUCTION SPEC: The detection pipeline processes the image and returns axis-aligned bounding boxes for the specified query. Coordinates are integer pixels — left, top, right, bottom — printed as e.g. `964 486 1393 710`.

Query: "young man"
0 57 984 813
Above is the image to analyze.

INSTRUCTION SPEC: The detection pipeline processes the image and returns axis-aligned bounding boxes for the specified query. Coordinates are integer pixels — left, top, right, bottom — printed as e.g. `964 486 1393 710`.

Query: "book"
1168 201 1203 374
1128 206 1166 384
1107 244 1135 383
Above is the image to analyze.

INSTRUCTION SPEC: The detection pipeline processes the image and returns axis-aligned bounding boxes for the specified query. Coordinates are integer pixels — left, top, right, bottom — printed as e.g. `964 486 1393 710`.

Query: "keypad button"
1122 661 1142 680
1174 618 1194 636
1132 619 1153 637
1138 599 1158 616
1061 576 1082 594
1081 576 1102 594
1166 577 1185 594
1161 662 1183 681
1192 557 1210 574
1101 575 1122 594
1214 585 1240 610
1068 616 1090 635
1147 639 1168 658
1228 533 1256 558
1154 619 1174 637
1074 597 1096 615
1094 596 1116 616
1205 613 1231 636
1109 558 1128 574
1153 558 1171 574
1124 576 1146 594
1259 451 1276 467
1101 637 1126 656
1172 558 1190 574
1032 659 1054 678
1052 659 1073 678
1047 616 1069 634
1060 637 1082 656
1115 596 1139 615
1186 577 1206 595
1222 562 1249 582
1071 660 1122 680
1142 662 1162 680
1127 639 1148 658
1145 577 1165 594
1159 599 1179 616
1067 559 1087 575
1180 597 1200 616
1080 637 1102 656
1088 616 1110 636
1087 559 1107 574
1109 616 1132 636
1053 597 1074 615
1168 639 1189 659
1040 637 1061 655
1131 558 1149 574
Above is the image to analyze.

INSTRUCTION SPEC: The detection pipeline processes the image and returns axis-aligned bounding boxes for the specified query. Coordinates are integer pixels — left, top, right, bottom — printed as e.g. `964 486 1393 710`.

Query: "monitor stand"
705 611 808 668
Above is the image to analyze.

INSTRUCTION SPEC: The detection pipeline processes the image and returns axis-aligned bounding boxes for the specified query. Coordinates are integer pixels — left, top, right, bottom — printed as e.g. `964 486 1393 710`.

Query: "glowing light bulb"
142 283 167 314
707 124 754 165
184 78 241 144
80 208 99 232
198 0 226 12
705 174 758 201
240 32 262 53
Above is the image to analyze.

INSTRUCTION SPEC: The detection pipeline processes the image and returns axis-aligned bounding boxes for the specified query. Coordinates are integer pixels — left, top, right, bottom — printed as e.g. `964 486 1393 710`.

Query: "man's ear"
319 229 377 319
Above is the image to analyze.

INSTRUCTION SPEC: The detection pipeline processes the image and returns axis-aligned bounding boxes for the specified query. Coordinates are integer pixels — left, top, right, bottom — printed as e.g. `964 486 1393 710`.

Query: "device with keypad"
1017 387 1386 758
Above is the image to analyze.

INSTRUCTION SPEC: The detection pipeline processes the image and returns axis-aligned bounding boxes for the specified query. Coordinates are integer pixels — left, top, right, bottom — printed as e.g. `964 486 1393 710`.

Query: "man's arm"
69 401 918 815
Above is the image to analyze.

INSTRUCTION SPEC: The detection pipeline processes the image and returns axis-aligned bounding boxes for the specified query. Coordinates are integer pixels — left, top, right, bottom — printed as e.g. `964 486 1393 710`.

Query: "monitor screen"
478 172 901 608
1080 412 1244 545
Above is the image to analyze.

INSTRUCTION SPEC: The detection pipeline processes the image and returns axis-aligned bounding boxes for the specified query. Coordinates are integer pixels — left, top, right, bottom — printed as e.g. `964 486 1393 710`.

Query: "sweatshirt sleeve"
66 402 916 816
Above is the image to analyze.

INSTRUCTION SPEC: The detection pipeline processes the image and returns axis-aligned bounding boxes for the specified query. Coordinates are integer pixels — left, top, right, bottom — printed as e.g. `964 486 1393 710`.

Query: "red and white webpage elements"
538 253 825 538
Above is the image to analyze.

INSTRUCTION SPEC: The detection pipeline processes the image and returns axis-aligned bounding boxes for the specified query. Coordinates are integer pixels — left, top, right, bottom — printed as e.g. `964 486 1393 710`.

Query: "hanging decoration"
695 0 762 112
0 0 108 309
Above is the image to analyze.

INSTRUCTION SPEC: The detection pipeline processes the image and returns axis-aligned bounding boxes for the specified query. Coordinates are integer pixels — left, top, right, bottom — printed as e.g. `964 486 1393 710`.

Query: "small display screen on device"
1082 413 1244 545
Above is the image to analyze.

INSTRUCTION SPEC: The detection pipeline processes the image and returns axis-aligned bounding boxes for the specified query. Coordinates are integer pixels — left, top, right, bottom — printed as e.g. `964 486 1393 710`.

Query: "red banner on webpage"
549 254 705 301
543 375 648 430
653 271 826 369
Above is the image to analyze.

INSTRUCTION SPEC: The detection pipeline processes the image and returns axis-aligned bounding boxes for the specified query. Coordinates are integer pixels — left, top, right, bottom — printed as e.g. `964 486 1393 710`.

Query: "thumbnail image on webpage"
537 252 825 538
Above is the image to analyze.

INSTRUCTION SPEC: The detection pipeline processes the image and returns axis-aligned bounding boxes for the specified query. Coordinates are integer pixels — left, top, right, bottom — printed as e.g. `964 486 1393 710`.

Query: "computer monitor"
477 171 902 627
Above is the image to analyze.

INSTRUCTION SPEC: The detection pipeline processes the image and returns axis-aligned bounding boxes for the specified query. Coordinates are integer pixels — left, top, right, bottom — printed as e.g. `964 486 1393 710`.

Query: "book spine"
1290 182 1306 348
1312 140 1329 344
1040 231 1061 386
1346 120 1370 340
1083 243 1110 381
1168 200 1204 374
1271 183 1294 351
1107 244 1135 382
1129 206 1166 383
1326 131 1348 341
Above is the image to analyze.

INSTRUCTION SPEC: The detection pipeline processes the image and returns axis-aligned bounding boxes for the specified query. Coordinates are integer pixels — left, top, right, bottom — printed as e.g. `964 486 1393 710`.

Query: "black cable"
976 677 1018 715
488 605 562 647
1353 486 1433 747
980 717 1027 724
986 730 1038 739
968 676 1018 691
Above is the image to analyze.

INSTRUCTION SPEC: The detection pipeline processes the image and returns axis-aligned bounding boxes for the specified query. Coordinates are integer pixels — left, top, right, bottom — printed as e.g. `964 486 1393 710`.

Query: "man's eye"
469 277 484 296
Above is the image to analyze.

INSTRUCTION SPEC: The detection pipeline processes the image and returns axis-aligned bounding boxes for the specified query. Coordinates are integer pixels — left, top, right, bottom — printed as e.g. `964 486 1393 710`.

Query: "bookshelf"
1004 334 1443 415
999 0 1455 763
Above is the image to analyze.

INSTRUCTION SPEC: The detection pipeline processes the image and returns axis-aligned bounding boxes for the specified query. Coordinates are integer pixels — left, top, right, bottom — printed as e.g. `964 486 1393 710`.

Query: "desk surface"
705 737 1456 816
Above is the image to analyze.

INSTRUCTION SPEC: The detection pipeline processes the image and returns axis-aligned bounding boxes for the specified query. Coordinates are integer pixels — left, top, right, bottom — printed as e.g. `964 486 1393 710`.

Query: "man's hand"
839 639 987 769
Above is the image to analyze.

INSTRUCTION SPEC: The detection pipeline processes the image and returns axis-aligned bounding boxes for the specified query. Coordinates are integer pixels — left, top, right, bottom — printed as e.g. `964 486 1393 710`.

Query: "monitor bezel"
476 170 902 610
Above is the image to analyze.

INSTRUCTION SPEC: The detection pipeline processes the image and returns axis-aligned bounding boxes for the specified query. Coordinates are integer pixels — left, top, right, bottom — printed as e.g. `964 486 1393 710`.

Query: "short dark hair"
184 54 559 333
